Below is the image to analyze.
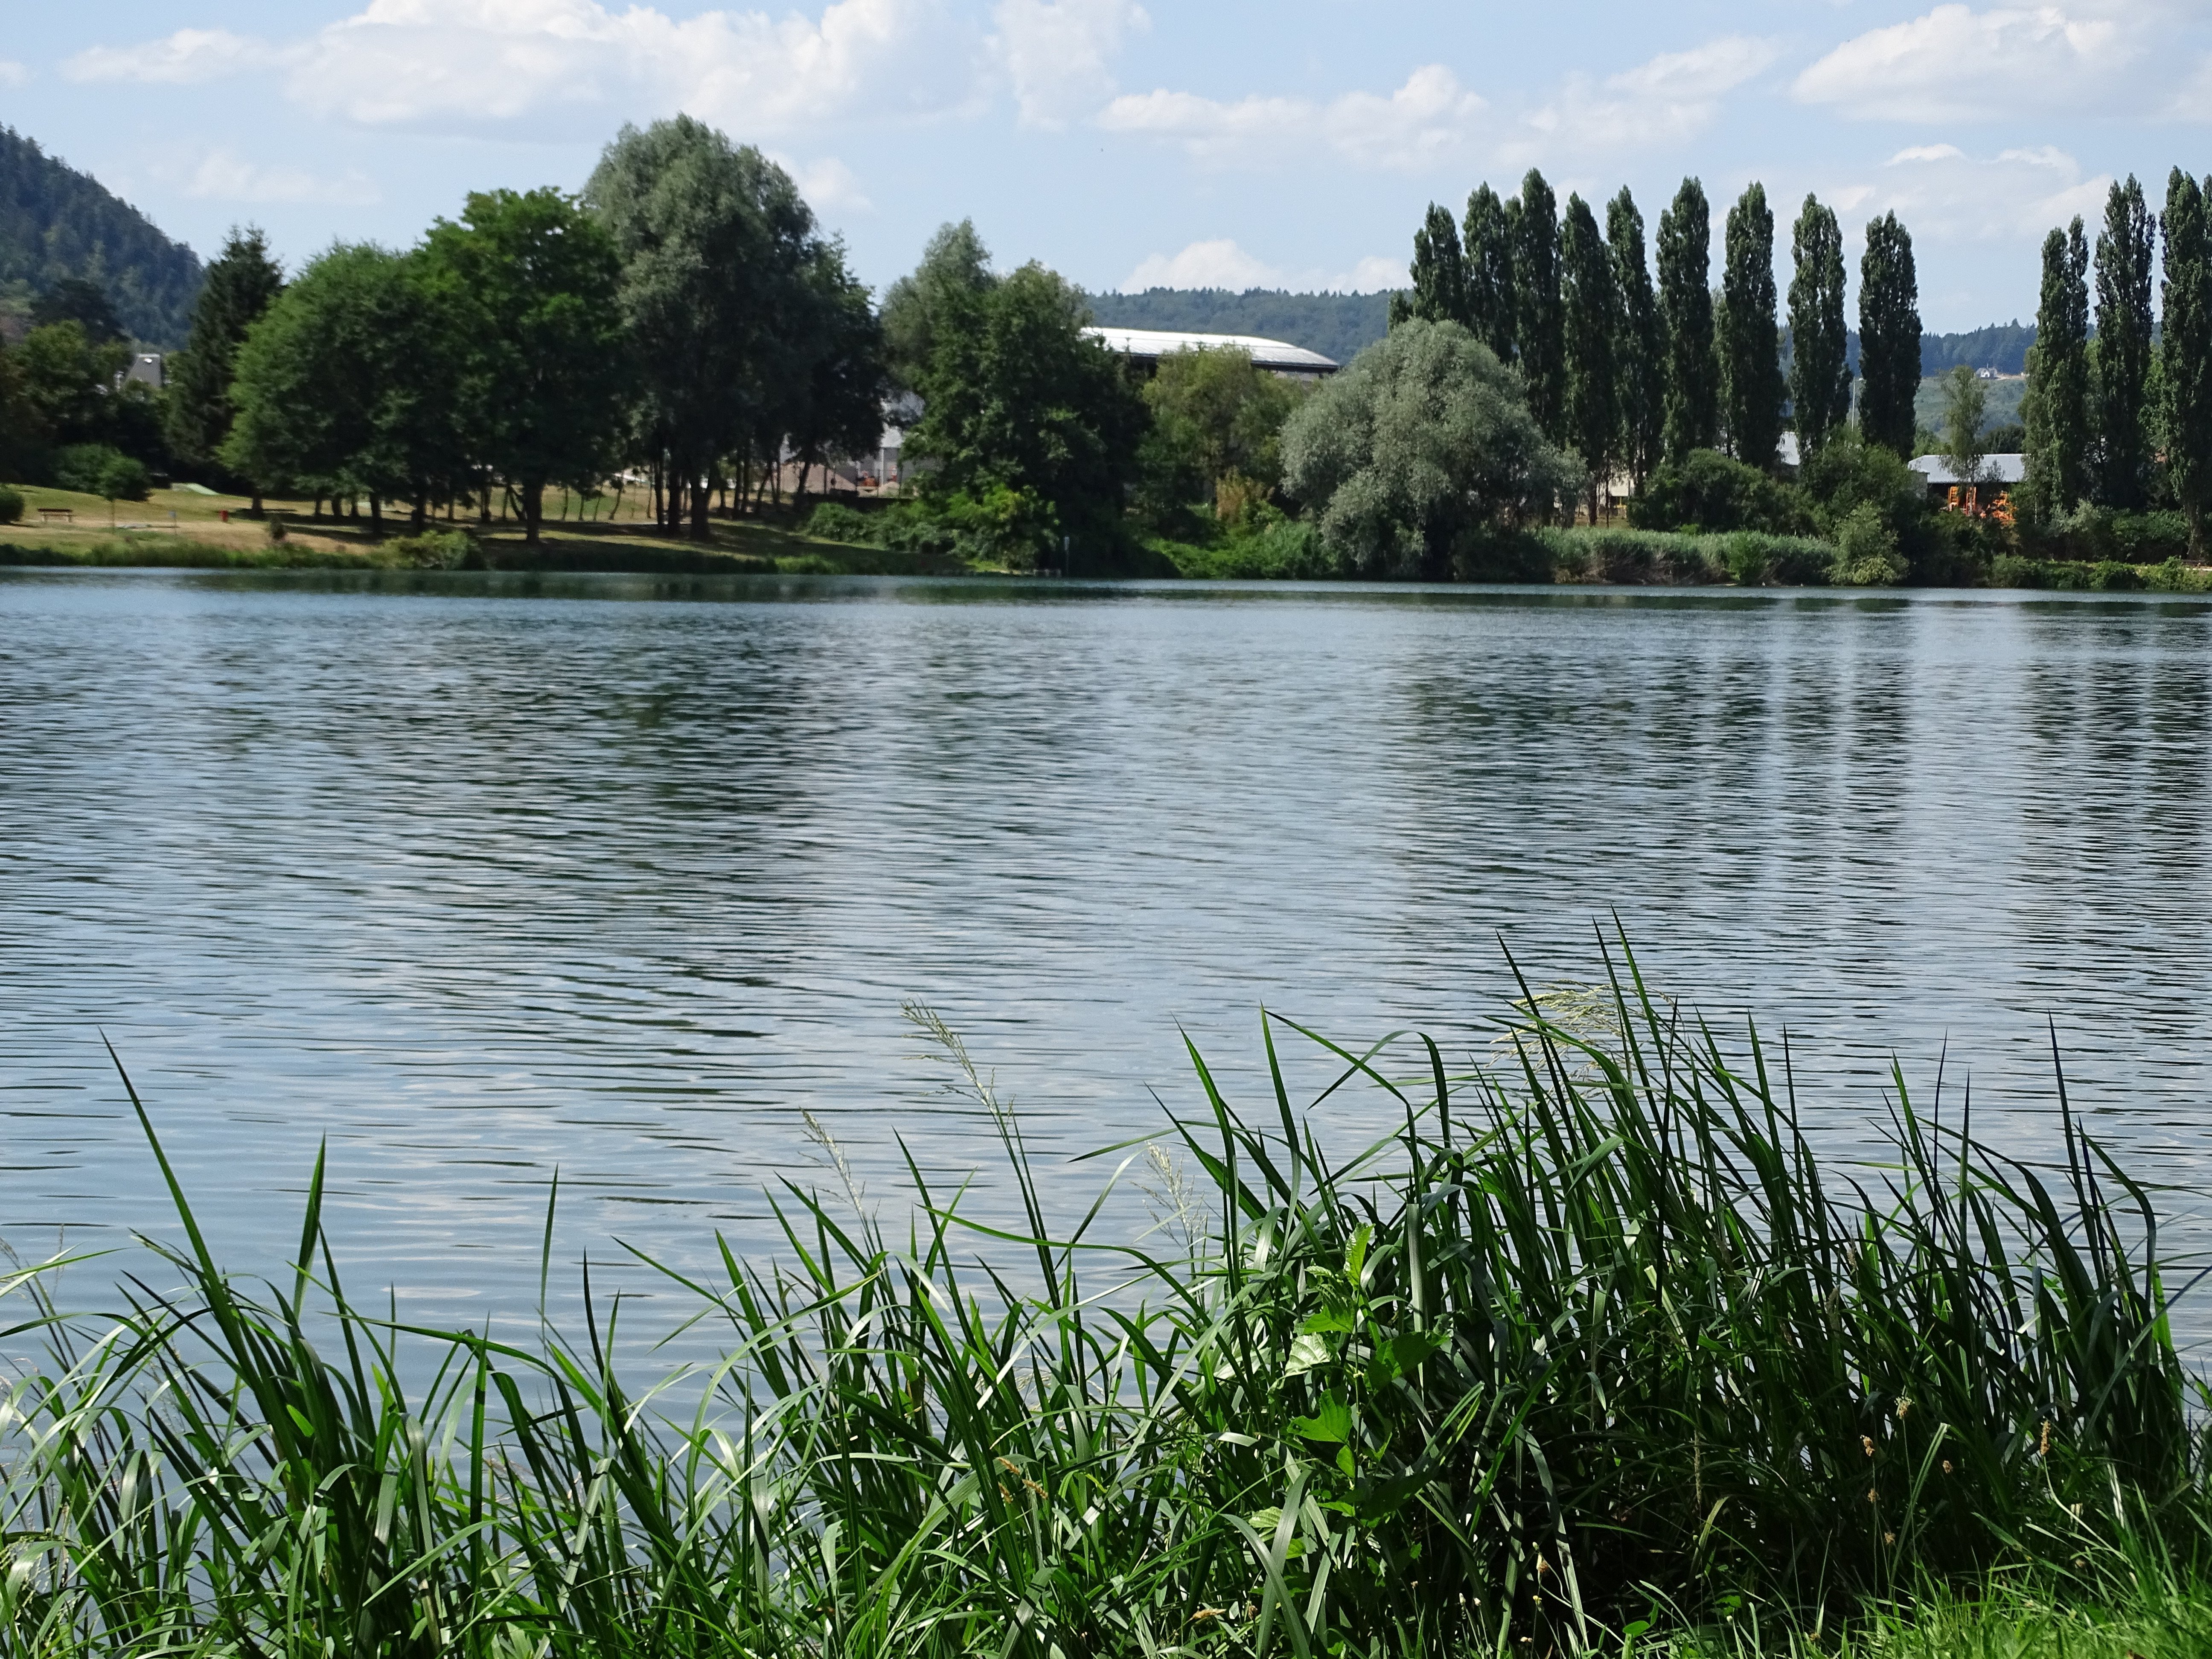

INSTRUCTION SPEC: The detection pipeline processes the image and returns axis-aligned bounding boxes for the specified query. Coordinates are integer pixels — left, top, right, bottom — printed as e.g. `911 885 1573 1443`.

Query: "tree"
1859 212 1922 457
2021 220 2090 523
1721 183 1783 470
1560 193 1617 523
165 227 285 511
1513 170 1566 444
1279 319 1581 579
1607 188 1663 495
780 240 889 506
1940 364 1988 489
0 336 43 479
1657 178 1717 461
30 276 125 343
1462 183 1517 364
2094 176 2157 509
588 118 822 537
2161 169 2212 558
1407 204 1470 327
881 219 995 394
1143 346 1304 494
422 188 627 544
908 262 1147 557
1787 194 1851 457
14 321 130 448
224 244 457 533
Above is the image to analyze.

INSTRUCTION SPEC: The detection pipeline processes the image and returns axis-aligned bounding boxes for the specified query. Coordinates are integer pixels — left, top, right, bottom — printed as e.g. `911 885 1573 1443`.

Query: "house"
1911 453 2026 519
1079 326 1339 379
123 353 163 389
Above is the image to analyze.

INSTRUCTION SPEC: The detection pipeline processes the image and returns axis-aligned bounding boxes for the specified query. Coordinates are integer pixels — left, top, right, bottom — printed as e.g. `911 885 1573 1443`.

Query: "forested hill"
0 128 204 347
1087 285 2036 378
1081 289 1392 367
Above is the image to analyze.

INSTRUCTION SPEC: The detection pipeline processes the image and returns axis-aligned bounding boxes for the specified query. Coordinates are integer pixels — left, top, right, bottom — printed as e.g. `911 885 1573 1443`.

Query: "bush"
52 443 151 501
1828 501 1908 586
1630 448 1814 536
0 485 21 525
804 501 881 545
265 514 288 545
891 483 1060 568
1801 428 1924 544
1543 527 1720 585
387 529 476 569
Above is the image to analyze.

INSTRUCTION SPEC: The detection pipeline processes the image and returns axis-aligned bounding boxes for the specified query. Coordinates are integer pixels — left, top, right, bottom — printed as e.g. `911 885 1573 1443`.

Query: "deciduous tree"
2094 175 2157 509
1657 178 1717 461
1513 170 1566 444
1607 187 1663 495
1721 183 1783 469
1561 193 1617 522
1787 194 1851 457
1858 212 1922 457
1407 203 1470 328
2021 219 2090 523
2161 169 2212 557
1462 183 1517 364
881 219 994 394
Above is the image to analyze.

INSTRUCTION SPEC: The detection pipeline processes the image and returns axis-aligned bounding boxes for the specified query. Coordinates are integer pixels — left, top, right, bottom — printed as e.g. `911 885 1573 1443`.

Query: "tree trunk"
690 475 711 539
412 491 427 532
369 494 383 538
250 491 264 519
523 481 544 546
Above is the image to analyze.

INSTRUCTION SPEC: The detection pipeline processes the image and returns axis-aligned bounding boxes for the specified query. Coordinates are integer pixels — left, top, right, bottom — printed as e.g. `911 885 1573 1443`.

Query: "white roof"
1911 453 2027 485
1082 326 1338 373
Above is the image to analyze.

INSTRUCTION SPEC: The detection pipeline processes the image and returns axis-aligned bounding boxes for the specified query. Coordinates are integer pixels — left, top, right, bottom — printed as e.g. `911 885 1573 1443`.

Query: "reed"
3 948 2206 1657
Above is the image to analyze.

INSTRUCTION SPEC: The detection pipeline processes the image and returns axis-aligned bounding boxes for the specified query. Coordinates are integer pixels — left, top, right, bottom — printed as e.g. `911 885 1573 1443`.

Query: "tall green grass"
3 955 2206 1657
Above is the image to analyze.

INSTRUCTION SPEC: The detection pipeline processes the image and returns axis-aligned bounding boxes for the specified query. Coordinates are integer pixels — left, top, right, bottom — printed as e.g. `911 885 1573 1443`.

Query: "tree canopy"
1657 178 1717 462
166 227 285 505
2021 220 2090 522
1787 195 1851 457
1720 183 1783 470
1858 212 1922 457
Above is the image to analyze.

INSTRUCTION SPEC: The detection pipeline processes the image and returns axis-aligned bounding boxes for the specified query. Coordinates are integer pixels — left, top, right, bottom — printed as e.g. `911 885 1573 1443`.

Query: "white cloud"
993 0 1147 128
1524 35 1779 156
785 155 873 213
1856 142 2111 242
0 60 27 87
66 27 274 84
66 0 987 136
1119 238 1402 293
1100 65 1483 171
1794 6 2136 121
181 149 381 206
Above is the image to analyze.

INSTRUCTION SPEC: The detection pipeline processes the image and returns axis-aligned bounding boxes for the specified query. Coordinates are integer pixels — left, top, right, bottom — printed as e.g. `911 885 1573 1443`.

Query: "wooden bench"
38 506 73 524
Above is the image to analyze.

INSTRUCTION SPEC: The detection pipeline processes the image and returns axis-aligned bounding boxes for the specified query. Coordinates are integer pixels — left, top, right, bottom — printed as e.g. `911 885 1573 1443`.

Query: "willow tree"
1721 183 1783 470
1787 194 1850 457
1657 177 1717 460
2021 219 2091 524
1608 187 1664 493
1859 212 1922 457
2095 176 2157 509
2162 169 2212 558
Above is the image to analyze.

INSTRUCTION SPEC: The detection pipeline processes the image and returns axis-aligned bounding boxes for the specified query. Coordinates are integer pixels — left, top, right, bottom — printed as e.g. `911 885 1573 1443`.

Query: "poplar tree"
2094 175 2157 509
1514 169 1566 443
1720 183 1783 469
1656 177 1717 460
1858 212 1922 457
165 226 284 511
2021 219 2090 524
1786 194 1850 457
1462 183 1518 363
1607 186 1663 493
1561 193 1618 523
1408 204 1470 327
2161 169 2212 558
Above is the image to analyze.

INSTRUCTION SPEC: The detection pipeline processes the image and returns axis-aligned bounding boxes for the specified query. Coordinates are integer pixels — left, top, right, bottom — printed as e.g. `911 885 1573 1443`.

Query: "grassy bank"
4 960 2206 1656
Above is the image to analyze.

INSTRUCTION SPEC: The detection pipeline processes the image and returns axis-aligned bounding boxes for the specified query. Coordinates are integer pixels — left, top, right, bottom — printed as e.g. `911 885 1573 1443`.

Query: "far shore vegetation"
4 962 2211 1656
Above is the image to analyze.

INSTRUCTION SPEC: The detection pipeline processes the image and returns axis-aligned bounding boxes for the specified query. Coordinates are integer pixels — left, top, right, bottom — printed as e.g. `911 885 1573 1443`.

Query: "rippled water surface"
4 569 2210 1337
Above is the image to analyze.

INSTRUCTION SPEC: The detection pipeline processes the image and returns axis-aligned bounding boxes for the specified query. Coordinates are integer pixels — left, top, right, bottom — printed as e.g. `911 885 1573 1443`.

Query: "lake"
4 569 2210 1345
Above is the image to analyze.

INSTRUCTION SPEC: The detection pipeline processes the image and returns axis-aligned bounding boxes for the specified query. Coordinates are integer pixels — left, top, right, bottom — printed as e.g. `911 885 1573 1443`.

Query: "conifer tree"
1561 193 1618 523
1514 169 1566 443
1786 194 1850 457
1607 186 1663 494
2094 175 2156 509
165 226 284 511
1656 178 1717 460
1858 212 1922 457
1408 203 1470 327
2021 219 2090 524
2161 169 2212 558
1463 183 1518 363
1720 183 1783 469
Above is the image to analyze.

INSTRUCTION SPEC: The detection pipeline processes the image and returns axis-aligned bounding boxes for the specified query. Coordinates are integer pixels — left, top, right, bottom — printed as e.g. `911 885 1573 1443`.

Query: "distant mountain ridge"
1086 287 2037 378
0 128 204 347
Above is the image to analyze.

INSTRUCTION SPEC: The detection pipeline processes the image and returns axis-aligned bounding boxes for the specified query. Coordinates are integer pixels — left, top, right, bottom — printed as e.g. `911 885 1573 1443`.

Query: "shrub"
1543 527 1720 585
52 443 151 501
1630 447 1815 536
264 513 288 545
0 485 21 525
387 529 475 569
804 501 881 545
1802 427 1924 545
1828 501 1908 586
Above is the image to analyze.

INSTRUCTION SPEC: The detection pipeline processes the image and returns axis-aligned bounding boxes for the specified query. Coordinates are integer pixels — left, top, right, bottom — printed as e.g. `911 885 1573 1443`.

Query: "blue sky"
5 0 2209 329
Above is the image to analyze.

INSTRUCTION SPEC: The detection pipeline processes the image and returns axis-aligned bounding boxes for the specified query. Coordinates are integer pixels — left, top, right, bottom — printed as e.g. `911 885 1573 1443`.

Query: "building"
1909 454 2026 498
1080 326 1339 378
122 353 163 390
